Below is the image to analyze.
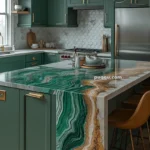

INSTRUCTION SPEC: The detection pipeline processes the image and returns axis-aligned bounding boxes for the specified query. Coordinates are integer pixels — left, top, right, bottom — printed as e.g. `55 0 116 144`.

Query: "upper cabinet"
48 0 78 27
104 0 115 28
115 0 149 8
67 0 104 7
18 0 48 27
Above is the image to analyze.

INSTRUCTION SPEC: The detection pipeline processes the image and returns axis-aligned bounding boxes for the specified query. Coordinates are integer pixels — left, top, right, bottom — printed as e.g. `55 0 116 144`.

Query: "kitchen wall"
12 1 111 49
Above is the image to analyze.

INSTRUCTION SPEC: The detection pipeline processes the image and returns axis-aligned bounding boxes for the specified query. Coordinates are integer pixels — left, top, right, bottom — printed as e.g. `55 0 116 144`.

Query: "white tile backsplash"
12 0 111 49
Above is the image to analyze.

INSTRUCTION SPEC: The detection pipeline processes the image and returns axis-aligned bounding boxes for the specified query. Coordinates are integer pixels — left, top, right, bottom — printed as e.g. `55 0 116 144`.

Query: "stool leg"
129 129 135 150
140 127 145 150
125 130 128 150
146 121 150 145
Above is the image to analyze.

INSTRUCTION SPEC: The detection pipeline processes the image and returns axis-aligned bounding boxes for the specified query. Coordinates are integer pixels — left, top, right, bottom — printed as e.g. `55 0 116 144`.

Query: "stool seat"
109 108 135 127
123 95 141 108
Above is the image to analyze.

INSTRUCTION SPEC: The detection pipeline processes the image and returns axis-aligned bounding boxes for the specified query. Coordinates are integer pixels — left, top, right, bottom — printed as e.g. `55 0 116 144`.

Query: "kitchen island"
0 59 150 150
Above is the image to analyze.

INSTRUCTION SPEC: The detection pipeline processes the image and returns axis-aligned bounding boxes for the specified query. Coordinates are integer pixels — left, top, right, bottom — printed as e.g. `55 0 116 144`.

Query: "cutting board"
27 29 36 48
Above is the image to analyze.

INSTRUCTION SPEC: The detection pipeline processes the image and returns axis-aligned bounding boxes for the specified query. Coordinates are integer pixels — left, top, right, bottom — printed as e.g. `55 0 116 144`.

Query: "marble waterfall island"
0 59 150 150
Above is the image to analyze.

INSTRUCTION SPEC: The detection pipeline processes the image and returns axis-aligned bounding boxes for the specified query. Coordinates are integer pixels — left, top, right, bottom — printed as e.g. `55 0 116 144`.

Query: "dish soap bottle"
75 52 80 68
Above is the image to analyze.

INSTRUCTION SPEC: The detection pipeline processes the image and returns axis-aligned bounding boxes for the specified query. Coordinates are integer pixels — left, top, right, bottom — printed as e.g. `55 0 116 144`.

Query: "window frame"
0 0 8 45
0 0 11 47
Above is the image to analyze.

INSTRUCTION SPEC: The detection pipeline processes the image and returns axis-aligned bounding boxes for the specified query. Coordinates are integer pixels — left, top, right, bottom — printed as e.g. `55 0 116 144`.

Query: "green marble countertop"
0 59 150 96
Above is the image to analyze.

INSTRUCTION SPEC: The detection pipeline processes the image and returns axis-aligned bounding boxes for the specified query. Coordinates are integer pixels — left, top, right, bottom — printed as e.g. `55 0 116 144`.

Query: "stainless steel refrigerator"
115 8 150 61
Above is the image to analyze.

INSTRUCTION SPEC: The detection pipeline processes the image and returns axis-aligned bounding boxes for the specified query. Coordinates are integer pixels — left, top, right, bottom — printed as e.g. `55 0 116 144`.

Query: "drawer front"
26 53 42 62
25 61 41 68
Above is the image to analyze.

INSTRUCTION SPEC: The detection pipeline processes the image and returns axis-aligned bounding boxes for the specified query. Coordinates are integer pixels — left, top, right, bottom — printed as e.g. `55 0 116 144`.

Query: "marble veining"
0 59 150 149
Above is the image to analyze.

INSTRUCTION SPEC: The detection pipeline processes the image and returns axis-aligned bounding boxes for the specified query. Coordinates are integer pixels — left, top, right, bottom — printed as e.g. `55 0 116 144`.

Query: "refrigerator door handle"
115 24 119 57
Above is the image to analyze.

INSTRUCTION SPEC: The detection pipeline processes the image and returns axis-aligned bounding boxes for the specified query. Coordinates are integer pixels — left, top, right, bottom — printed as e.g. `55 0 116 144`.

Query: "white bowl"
85 56 103 65
31 44 38 49
14 5 22 11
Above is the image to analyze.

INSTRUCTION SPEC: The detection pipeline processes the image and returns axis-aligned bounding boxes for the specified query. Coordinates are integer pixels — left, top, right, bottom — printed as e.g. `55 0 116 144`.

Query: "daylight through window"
0 0 8 45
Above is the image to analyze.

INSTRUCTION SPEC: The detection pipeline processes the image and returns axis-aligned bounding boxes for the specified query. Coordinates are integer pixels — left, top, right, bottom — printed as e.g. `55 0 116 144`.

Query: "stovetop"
64 48 101 53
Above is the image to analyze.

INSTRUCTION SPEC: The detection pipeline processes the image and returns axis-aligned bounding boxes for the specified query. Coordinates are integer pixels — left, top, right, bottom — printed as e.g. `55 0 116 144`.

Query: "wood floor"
127 129 150 150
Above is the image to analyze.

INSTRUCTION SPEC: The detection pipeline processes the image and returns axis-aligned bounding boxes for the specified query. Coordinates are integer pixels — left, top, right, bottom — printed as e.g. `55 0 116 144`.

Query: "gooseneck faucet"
0 32 4 51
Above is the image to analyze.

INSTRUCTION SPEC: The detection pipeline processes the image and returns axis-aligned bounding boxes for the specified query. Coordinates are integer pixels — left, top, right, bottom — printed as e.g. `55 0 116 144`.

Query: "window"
0 0 11 46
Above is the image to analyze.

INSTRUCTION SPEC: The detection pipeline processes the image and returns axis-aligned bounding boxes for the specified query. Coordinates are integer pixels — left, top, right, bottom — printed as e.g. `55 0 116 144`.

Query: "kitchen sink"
0 51 14 55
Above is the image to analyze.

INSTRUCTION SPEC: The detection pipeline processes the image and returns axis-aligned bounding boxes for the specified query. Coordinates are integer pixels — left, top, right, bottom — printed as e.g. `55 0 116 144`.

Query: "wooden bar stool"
109 91 150 150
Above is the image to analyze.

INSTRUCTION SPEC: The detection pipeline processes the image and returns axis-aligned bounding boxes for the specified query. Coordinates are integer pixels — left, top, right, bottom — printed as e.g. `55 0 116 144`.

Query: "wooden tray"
81 64 106 69
32 48 56 50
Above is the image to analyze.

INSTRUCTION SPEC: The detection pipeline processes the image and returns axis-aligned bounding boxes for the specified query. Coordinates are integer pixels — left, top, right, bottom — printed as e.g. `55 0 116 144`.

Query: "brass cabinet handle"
32 57 36 60
26 92 44 100
0 90 6 101
87 0 88 4
32 13 35 23
82 0 85 4
31 62 37 66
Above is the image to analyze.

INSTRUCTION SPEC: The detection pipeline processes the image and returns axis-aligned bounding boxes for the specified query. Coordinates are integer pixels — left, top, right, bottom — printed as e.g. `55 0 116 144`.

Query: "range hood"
73 6 103 10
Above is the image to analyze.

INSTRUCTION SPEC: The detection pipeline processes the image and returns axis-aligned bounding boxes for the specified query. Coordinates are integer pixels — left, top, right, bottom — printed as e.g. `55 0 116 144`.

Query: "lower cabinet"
19 90 51 150
0 85 51 150
44 53 60 64
0 86 20 150
0 56 25 73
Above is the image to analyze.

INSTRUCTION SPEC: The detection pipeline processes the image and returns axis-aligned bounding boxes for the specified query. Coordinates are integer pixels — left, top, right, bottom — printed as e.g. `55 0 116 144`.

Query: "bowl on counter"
85 55 103 66
31 43 39 49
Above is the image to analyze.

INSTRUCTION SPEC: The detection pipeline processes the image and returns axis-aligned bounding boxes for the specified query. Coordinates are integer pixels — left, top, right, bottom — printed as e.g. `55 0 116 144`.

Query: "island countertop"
0 59 150 98
0 59 150 150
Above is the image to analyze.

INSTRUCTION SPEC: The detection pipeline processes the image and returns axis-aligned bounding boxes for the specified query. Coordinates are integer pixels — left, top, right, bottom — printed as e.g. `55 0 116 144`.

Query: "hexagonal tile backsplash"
13 2 111 50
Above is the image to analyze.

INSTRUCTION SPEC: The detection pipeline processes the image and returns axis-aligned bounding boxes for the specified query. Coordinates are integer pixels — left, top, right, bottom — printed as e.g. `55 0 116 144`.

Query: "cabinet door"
134 0 149 6
0 56 25 73
55 0 68 26
44 53 60 64
20 91 50 150
86 0 103 6
32 0 48 26
115 0 133 8
68 0 84 7
104 0 115 28
48 0 78 27
0 86 20 150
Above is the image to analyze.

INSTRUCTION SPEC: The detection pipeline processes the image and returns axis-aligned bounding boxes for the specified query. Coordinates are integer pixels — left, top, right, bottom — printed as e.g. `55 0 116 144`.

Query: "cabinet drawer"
25 61 41 68
26 53 42 62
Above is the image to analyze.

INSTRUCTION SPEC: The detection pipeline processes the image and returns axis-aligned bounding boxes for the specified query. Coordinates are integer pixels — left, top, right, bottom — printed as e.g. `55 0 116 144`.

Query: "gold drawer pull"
31 62 37 66
32 57 36 60
26 93 44 100
0 90 6 101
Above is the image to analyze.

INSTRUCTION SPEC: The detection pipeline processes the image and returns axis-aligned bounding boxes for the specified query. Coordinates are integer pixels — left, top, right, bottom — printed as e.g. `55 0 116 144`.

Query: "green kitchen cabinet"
48 0 78 27
44 53 60 64
25 53 43 68
86 0 104 6
0 86 20 150
104 0 115 28
0 56 25 73
115 0 149 8
68 0 104 7
19 90 50 150
18 0 48 27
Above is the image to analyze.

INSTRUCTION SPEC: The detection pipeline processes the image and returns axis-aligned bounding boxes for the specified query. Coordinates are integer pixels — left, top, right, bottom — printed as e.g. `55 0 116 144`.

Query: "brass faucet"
0 32 4 51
